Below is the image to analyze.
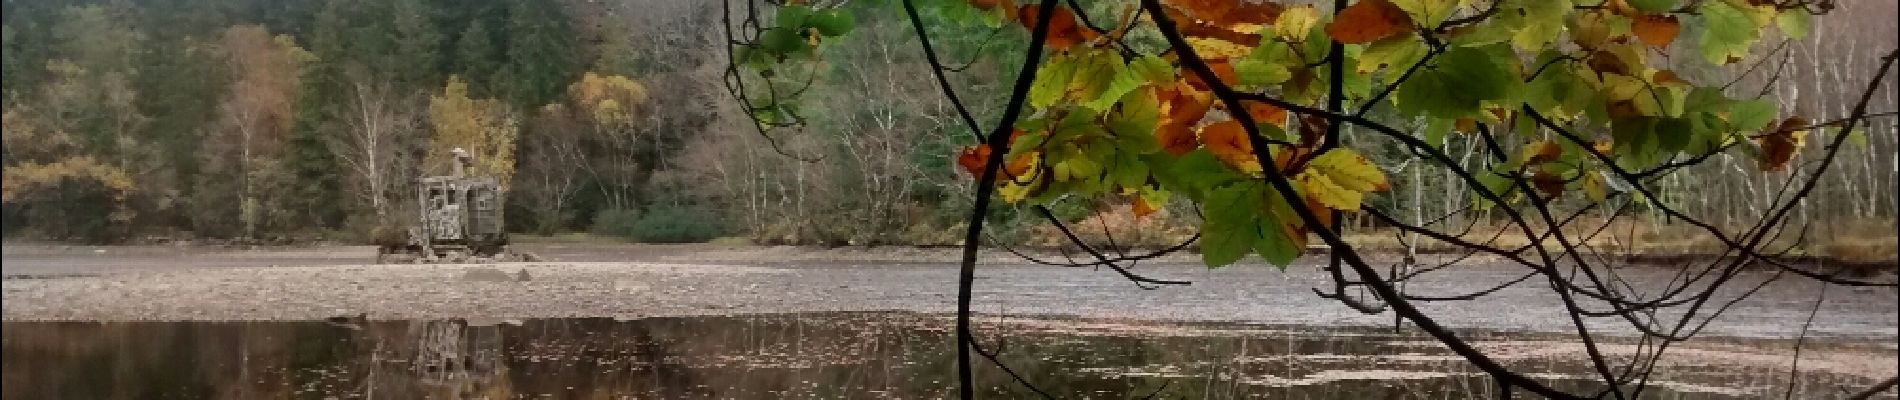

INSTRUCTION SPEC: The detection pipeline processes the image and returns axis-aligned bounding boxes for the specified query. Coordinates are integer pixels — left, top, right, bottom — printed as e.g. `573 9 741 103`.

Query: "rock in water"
462 267 512 282
515 268 531 282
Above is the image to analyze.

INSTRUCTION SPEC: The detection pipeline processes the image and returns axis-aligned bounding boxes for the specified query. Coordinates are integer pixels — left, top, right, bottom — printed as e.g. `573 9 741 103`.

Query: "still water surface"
3 312 1886 399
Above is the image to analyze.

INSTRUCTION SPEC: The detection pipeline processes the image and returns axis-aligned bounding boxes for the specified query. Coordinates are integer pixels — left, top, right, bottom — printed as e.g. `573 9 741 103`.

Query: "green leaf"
1611 117 1665 169
1066 50 1120 108
1236 41 1294 87
1449 16 1516 47
1235 57 1292 87
1108 87 1161 154
1473 171 1518 210
759 28 804 55
1028 57 1076 108
1200 182 1301 269
1775 9 1810 39
1682 87 1732 114
1423 117 1454 146
1357 37 1428 79
1628 0 1676 14
1516 0 1572 49
1729 99 1778 132
809 9 854 36
1843 127 1868 149
1654 117 1693 154
1201 184 1261 267
1048 110 1101 143
1109 150 1149 189
1303 22 1332 64
1397 46 1517 119
1333 47 1375 100
1127 54 1174 82
776 5 811 30
1627 84 1688 118
1525 58 1585 117
1088 55 1169 112
1683 111 1727 155
1698 1 1760 64
1397 70 1454 117
1254 216 1300 268
1391 0 1459 26
1162 150 1243 200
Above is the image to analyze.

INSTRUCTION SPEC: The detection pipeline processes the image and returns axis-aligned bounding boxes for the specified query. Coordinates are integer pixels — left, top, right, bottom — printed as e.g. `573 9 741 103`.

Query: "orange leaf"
956 144 992 177
1017 5 1096 51
1224 1 1286 25
1532 170 1566 197
1631 14 1680 48
1160 5 1266 47
1200 120 1258 170
1157 121 1200 156
1592 140 1614 155
1133 196 1160 218
1606 100 1642 120
1324 0 1412 44
1587 50 1632 77
1274 145 1306 172
1166 0 1235 22
1245 102 1288 128
1652 69 1688 85
1303 195 1334 227
1283 222 1310 249
1006 152 1038 178
1160 83 1213 125
1603 0 1639 16
1167 0 1285 26
1184 60 1239 90
1526 140 1563 165
1757 116 1808 172
1296 114 1329 147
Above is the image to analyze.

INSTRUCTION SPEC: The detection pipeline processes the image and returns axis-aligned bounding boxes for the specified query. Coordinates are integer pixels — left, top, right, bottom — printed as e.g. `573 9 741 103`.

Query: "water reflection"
2 312 1886 399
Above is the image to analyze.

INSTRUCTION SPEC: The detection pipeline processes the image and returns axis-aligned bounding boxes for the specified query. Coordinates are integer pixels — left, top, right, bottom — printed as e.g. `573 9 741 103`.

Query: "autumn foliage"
880 0 1833 268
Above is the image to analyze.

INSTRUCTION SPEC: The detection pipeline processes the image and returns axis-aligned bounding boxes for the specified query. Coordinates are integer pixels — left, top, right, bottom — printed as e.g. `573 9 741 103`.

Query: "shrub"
628 206 727 243
588 208 643 239
588 206 728 243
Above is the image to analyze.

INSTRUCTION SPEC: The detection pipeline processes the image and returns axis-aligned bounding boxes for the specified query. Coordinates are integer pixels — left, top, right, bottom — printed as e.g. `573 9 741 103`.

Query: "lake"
6 311 1889 399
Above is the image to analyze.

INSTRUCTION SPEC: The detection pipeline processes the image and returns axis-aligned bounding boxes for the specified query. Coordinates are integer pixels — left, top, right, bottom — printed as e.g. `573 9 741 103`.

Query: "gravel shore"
4 244 1896 341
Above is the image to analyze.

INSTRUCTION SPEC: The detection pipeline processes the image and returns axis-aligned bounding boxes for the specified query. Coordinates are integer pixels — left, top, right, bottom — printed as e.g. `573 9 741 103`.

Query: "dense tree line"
2 0 671 243
3 0 1892 254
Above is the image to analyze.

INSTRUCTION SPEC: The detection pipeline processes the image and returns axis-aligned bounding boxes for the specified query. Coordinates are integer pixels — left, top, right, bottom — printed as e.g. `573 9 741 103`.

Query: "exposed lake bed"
4 244 1896 398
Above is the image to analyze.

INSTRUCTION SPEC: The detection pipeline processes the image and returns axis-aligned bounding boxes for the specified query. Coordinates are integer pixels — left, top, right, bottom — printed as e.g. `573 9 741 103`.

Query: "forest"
2 0 1897 398
2 0 1894 260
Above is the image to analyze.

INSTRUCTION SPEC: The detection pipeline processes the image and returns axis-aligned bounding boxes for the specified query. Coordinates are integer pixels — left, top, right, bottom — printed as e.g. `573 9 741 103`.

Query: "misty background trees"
2 0 1893 255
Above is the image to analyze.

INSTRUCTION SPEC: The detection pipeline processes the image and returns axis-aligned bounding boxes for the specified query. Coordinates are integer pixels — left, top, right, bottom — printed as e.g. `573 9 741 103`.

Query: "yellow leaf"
1306 148 1390 192
1600 73 1646 102
1274 6 1319 41
1390 0 1460 26
1582 172 1607 202
1298 171 1363 210
1568 10 1614 49
1297 148 1389 211
1185 37 1253 60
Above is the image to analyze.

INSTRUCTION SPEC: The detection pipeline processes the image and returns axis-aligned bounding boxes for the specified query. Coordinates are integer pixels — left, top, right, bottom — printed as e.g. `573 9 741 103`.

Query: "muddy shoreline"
4 243 1896 342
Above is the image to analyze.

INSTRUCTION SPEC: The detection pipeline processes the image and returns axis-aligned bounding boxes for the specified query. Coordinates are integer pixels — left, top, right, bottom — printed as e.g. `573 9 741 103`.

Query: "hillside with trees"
2 0 1894 262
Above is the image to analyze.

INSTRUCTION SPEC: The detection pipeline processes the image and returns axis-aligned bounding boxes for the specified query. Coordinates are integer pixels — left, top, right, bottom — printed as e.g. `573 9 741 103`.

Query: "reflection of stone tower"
411 320 505 389
359 319 510 398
